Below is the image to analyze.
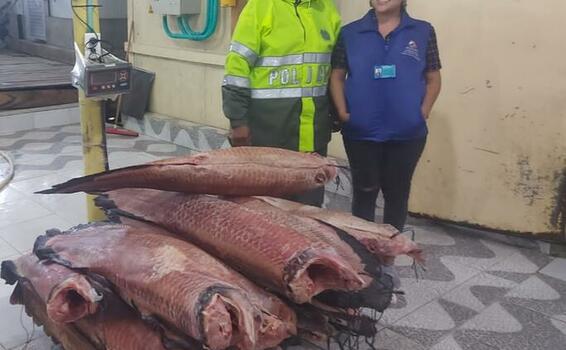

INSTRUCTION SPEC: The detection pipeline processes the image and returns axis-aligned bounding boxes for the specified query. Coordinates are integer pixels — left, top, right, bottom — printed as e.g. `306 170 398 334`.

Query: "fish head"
286 249 365 304
46 274 101 323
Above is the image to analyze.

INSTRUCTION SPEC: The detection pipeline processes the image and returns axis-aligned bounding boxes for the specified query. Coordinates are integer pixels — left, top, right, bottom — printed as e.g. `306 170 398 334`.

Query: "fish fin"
110 208 154 225
93 193 116 210
0 260 20 285
33 234 76 268
33 234 52 256
94 194 152 225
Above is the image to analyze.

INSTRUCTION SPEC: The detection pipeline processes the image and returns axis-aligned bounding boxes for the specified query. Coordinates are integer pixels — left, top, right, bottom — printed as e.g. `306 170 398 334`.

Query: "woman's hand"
330 69 350 123
421 105 432 120
421 70 442 120
338 110 351 123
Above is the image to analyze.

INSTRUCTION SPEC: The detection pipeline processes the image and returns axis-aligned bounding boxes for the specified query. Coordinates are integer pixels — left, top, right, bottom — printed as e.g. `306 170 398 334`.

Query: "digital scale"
71 37 133 100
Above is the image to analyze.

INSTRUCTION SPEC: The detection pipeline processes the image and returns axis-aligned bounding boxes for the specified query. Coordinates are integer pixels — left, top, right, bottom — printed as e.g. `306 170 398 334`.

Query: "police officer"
330 0 442 230
222 0 341 207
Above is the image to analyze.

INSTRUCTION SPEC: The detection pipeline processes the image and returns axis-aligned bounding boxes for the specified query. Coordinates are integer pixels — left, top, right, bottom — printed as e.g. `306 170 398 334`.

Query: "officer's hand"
229 126 251 147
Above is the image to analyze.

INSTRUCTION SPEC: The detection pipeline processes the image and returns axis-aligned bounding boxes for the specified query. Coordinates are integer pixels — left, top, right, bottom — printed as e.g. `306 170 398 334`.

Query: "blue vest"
341 11 432 141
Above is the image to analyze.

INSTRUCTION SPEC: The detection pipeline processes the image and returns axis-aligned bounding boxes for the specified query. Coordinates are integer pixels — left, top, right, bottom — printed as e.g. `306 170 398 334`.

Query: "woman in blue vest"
330 0 442 231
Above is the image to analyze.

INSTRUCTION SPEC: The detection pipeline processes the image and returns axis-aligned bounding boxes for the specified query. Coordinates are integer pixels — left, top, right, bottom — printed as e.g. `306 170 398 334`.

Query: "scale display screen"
91 71 117 85
84 64 132 97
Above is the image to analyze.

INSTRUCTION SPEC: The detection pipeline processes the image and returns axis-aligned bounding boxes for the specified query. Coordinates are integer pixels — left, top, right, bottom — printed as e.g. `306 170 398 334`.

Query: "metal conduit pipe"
0 151 15 191
163 0 219 41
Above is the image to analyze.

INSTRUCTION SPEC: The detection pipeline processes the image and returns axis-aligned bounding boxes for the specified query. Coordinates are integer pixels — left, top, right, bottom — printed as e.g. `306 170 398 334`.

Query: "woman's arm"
330 69 350 122
421 70 441 119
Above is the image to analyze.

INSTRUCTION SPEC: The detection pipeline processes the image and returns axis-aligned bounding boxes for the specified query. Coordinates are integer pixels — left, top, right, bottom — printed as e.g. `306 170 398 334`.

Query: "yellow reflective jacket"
222 0 341 152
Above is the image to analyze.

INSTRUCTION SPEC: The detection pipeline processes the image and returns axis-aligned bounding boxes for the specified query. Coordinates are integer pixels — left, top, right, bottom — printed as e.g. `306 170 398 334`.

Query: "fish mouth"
202 290 296 350
46 276 101 323
256 309 297 350
201 294 235 350
286 250 365 304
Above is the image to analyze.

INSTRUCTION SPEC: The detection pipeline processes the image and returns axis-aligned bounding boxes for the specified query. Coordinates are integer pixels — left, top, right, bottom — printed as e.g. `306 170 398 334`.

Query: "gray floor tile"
488 251 544 274
389 300 456 347
398 256 481 295
0 199 53 230
540 258 566 282
430 334 464 350
455 302 566 350
10 335 54 350
412 225 456 247
380 278 441 324
440 271 518 312
0 238 19 261
0 215 71 253
11 173 82 195
504 273 566 321
0 294 43 349
27 194 87 227
373 329 427 350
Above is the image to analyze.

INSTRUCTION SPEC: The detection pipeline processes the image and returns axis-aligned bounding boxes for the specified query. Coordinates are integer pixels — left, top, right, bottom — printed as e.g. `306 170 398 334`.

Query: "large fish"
37 147 337 197
249 197 424 263
3 255 191 350
226 197 394 311
1 253 101 323
9 280 98 350
95 189 365 304
33 223 297 350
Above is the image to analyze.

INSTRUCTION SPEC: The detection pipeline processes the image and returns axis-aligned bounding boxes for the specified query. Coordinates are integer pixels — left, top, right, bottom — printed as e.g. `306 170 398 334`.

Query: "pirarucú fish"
3 255 192 350
1 254 101 323
95 189 366 304
37 147 337 197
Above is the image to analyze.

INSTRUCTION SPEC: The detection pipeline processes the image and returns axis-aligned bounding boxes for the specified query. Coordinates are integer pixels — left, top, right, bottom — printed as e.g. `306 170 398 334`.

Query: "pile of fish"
1 147 422 350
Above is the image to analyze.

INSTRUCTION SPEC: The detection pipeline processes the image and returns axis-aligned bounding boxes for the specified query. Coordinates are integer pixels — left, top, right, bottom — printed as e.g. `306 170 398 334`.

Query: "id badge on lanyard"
373 65 397 79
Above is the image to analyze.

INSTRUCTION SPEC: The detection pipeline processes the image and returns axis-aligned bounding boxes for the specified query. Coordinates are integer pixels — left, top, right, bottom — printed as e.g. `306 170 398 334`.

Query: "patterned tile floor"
0 122 566 350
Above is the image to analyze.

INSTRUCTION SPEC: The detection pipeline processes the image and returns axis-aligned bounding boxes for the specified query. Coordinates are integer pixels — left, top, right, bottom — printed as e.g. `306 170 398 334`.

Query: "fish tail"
35 164 149 194
35 172 109 194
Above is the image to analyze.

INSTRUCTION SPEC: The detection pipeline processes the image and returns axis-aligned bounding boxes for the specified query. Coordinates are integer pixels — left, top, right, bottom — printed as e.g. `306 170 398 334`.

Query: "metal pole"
71 0 108 221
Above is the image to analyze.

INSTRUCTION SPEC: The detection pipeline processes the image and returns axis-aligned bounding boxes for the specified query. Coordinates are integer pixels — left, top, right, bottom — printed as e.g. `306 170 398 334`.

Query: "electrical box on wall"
150 0 201 15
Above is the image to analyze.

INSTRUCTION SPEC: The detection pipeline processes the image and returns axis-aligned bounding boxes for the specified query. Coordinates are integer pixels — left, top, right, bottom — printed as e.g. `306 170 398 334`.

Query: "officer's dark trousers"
286 147 328 208
343 137 426 231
